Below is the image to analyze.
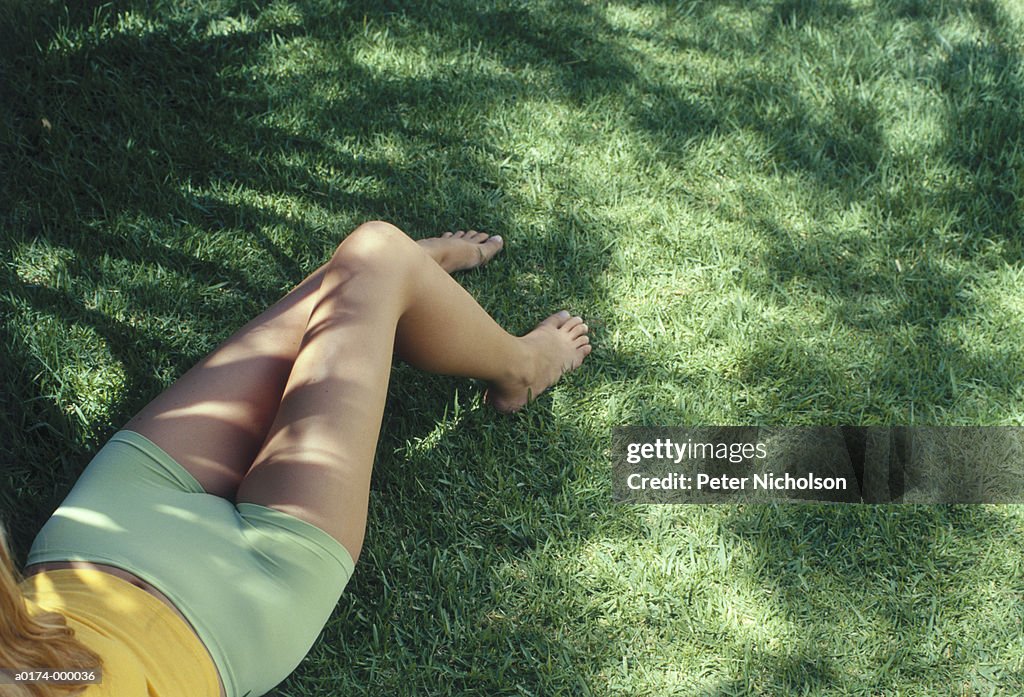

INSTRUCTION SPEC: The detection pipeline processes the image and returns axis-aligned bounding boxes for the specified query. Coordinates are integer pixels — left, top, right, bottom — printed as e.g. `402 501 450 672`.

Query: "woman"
1 222 592 697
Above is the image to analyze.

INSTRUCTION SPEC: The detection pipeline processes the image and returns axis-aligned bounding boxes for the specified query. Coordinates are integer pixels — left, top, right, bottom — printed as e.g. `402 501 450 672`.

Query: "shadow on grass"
0 2 629 694
628 0 1023 425
2 0 1023 694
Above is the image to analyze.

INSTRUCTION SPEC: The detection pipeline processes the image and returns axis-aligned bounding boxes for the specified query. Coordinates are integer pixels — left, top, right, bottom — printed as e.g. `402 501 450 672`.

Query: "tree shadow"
1 2 628 693
3 0 1023 694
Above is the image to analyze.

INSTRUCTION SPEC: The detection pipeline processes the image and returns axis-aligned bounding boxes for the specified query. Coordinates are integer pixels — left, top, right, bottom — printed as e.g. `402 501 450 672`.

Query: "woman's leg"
124 228 505 498
235 221 591 562
123 265 326 498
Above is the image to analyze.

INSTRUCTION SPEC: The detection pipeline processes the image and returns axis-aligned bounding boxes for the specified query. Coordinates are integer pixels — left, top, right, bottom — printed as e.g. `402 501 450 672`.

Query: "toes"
568 322 588 339
575 334 590 348
441 231 454 238
561 315 585 333
479 236 504 262
543 310 572 327
466 230 488 241
453 230 467 238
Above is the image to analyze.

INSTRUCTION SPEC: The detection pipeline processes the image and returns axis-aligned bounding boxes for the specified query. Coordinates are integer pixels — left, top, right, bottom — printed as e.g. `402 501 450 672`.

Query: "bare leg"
235 221 591 561
123 229 505 497
124 265 326 497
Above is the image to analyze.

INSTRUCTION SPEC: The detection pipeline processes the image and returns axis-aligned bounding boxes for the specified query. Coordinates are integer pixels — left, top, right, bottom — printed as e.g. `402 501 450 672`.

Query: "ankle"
507 335 539 389
415 238 448 267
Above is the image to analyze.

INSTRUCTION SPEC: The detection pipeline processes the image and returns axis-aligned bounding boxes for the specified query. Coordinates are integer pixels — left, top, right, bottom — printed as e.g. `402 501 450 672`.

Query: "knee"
340 220 410 252
329 220 418 271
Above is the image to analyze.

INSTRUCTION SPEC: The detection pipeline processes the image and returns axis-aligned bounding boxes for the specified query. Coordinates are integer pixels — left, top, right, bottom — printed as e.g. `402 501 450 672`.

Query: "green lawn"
3 0 1024 694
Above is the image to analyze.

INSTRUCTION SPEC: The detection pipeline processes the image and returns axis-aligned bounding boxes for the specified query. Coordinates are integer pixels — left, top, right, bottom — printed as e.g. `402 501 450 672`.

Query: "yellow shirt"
19 569 220 697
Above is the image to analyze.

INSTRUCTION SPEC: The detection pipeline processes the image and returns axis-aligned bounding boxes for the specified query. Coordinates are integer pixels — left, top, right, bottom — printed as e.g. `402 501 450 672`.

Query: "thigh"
234 222 418 563
125 264 326 498
232 308 397 565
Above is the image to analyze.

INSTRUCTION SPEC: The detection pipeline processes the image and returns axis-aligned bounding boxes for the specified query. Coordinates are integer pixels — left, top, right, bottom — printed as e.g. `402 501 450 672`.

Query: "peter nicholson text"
624 471 848 492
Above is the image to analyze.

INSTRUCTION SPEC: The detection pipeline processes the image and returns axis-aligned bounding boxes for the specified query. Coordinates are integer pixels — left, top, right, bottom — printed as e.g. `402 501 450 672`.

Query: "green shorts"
28 430 355 697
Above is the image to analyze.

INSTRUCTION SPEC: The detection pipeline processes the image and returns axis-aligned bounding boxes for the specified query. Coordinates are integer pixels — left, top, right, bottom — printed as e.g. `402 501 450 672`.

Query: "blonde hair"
0 524 102 697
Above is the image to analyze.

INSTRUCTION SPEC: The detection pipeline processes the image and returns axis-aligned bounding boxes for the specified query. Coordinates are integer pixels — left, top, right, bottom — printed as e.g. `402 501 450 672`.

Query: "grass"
2 0 1024 694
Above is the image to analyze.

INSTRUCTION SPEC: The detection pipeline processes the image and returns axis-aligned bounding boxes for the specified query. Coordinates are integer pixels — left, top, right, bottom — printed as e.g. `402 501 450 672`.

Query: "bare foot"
487 311 592 413
417 230 504 273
